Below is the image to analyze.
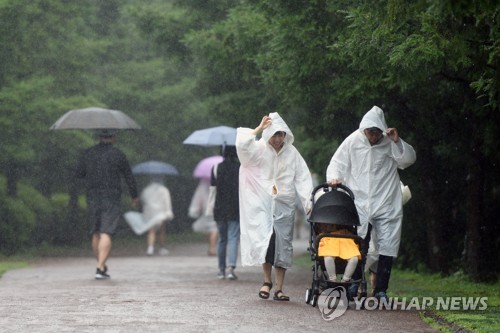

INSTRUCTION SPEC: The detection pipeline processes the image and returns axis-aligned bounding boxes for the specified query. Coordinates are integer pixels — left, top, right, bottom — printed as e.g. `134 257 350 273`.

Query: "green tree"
331 0 499 279
180 0 499 279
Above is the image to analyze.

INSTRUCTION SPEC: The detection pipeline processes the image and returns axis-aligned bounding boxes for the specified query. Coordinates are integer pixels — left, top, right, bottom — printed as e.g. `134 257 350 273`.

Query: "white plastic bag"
401 182 412 205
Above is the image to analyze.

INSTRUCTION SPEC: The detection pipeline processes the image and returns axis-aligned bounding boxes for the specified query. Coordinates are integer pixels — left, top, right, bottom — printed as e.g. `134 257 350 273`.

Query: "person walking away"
140 178 174 256
188 178 218 255
326 105 416 301
75 130 139 280
211 146 241 280
236 113 313 301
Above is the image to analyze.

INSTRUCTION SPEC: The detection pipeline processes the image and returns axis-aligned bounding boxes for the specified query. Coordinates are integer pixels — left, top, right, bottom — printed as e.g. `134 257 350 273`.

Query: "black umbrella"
50 107 141 130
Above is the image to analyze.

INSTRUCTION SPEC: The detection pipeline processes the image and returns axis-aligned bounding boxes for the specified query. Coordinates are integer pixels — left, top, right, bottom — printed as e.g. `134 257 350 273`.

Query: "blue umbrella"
183 125 236 147
132 161 179 176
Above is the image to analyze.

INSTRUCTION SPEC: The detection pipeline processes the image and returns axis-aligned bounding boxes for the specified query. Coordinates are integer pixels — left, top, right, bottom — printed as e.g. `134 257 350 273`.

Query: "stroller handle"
311 182 355 201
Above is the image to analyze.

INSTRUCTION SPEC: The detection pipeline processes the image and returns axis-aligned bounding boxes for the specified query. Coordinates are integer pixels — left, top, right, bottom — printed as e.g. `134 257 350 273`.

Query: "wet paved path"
0 239 438 332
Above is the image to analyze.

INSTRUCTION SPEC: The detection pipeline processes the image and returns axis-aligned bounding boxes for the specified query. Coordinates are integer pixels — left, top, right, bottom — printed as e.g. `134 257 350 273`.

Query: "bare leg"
370 272 377 296
92 233 100 261
158 223 167 248
274 266 286 292
97 233 112 271
263 263 272 283
259 263 273 294
147 229 156 247
208 229 218 255
146 228 156 255
273 266 289 300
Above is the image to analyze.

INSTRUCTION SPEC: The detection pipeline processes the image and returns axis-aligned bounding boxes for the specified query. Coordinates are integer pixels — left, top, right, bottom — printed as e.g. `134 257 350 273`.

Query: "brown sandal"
259 282 273 299
273 290 290 301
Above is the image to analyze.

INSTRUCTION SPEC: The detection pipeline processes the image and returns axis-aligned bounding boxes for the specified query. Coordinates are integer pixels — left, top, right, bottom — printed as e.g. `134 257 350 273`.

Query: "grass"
390 269 499 333
0 260 29 278
295 253 500 333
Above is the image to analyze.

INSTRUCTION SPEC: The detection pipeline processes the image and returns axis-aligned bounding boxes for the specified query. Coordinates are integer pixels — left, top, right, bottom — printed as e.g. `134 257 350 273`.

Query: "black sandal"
273 290 290 301
259 282 273 299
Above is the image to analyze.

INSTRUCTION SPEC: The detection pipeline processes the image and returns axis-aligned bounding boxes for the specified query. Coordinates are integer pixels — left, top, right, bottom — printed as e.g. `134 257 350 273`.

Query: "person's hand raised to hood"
386 128 399 143
252 116 272 135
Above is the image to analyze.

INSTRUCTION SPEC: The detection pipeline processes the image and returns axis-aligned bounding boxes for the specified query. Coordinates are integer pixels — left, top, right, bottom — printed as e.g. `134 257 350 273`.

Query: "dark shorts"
265 230 276 265
86 192 121 236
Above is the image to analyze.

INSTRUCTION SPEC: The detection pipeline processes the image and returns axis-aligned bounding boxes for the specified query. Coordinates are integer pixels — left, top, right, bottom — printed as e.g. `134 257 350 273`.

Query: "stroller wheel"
305 288 312 304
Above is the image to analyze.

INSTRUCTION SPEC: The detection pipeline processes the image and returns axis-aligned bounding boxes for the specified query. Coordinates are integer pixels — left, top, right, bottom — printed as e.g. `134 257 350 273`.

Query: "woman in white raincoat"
141 178 174 256
326 105 416 301
188 178 218 256
236 113 312 301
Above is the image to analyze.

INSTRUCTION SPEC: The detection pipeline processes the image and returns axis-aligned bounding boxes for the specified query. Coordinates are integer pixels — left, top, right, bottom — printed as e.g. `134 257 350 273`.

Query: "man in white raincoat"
236 113 312 301
326 106 416 301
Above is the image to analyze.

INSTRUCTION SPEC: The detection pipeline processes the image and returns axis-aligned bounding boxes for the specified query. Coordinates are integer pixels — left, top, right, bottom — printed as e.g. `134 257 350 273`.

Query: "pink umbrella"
193 155 223 179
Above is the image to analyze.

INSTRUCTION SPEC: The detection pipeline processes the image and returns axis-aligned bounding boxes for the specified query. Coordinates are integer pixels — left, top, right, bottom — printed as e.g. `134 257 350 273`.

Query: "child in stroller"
317 222 361 283
305 183 367 307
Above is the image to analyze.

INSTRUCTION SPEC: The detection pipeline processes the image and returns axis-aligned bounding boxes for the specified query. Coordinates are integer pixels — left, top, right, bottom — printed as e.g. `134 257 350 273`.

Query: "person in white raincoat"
141 178 174 256
326 105 416 301
236 113 313 301
188 178 218 256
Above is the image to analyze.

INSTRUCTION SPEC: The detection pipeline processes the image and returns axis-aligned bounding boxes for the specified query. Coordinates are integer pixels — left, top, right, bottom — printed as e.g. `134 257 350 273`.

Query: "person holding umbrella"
211 146 241 280
75 129 139 279
236 113 313 301
140 177 174 256
188 156 223 256
131 161 178 256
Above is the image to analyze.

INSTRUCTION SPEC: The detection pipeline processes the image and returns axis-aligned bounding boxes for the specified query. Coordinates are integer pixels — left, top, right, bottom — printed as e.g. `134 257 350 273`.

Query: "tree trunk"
464 138 484 280
424 178 445 272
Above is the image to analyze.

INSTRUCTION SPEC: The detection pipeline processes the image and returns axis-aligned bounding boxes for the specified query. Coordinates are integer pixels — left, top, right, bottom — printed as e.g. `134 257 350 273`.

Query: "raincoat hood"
262 112 294 147
359 106 387 131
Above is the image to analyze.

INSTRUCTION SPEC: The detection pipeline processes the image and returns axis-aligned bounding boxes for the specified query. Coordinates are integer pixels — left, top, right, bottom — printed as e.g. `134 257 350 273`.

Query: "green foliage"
0 176 88 255
46 193 87 245
0 0 498 281
0 261 28 278
0 179 36 254
390 269 500 333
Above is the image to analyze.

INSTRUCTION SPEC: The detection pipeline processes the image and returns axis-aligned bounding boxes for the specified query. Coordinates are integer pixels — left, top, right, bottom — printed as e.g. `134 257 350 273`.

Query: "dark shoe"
217 271 225 280
227 268 237 280
374 291 389 303
273 290 290 301
348 283 359 300
259 282 273 299
95 268 110 280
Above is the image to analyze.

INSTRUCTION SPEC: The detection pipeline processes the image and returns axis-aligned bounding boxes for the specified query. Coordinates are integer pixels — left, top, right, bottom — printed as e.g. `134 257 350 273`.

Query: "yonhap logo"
317 286 349 320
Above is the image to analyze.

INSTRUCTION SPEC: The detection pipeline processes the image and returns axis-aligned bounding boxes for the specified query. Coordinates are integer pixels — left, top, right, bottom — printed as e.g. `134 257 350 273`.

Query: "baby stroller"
304 183 368 307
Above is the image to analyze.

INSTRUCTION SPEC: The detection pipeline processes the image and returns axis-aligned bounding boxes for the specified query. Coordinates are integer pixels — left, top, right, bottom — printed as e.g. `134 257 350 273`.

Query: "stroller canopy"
309 186 360 226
